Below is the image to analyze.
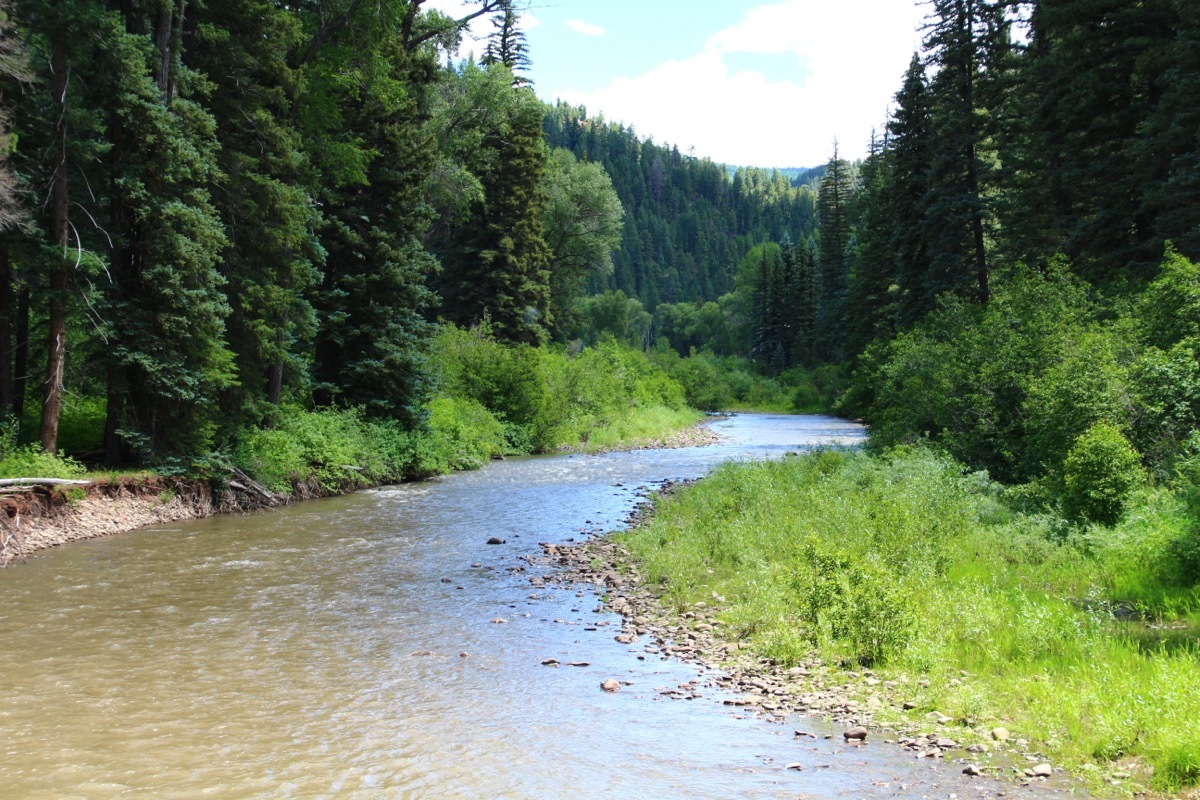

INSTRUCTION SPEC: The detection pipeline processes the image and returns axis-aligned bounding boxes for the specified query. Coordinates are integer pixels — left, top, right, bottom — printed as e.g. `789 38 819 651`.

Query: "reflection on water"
0 415 1049 798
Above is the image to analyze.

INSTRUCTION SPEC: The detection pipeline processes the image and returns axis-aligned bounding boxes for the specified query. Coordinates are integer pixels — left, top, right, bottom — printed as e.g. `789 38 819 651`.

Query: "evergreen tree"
481 0 531 87
97 4 234 462
922 0 1006 304
301 0 449 424
887 54 935 325
436 68 552 345
816 144 854 362
786 240 818 369
189 0 323 424
0 0 28 419
845 131 898 358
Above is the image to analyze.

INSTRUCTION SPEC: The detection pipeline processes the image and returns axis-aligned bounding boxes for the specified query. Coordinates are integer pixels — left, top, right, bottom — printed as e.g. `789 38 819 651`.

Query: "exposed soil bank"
0 477 218 567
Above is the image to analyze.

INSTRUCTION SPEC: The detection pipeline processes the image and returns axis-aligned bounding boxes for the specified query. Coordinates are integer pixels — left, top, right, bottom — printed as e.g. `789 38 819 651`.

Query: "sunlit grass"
620 447 1200 791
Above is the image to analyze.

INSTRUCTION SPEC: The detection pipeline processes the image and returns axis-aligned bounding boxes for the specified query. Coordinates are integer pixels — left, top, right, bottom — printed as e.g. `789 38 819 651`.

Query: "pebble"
601 679 620 693
1032 764 1053 778
843 726 868 741
542 658 560 666
991 727 1010 742
964 765 983 777
486 537 505 545
785 762 804 771
491 618 507 624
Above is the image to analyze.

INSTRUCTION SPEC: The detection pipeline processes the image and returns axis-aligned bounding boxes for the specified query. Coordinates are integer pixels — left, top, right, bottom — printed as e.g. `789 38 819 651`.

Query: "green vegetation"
623 447 1200 791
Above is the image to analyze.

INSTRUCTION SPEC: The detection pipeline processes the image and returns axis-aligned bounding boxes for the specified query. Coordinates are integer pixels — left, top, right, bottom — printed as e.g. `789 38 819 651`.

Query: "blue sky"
428 1 928 169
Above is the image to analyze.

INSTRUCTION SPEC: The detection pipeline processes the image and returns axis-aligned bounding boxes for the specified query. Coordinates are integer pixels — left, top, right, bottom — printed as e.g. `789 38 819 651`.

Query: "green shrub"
426 397 508 470
1062 422 1145 526
791 541 915 666
0 443 87 480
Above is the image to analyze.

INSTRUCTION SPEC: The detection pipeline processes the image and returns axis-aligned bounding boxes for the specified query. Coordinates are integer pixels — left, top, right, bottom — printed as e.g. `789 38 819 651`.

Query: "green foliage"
234 406 433 494
623 446 1200 785
575 290 652 349
428 326 695 453
791 540 916 666
543 102 818 309
0 436 86 479
542 148 624 339
426 396 508 470
1062 422 1145 526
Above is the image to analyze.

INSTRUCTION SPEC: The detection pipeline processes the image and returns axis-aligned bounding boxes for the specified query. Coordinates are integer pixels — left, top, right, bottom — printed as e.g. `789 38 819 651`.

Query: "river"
0 415 1062 799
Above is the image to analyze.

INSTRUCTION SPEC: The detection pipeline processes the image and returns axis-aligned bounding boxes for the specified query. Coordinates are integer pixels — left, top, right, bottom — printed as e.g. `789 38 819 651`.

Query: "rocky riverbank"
539 483 1089 793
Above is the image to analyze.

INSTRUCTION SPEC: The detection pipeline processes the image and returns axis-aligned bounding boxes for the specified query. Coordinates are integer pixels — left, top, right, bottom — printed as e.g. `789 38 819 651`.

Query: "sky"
426 1 929 169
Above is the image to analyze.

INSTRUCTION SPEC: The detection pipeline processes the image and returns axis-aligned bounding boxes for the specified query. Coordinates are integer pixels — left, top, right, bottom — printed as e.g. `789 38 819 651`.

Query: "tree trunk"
12 280 27 421
0 246 12 414
104 365 124 466
39 26 69 454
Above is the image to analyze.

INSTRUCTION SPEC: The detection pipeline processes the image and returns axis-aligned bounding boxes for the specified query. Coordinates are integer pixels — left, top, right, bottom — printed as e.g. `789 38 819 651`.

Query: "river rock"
964 764 983 777
991 727 1010 742
843 727 868 742
785 762 804 771
491 618 507 624
542 658 560 666
601 679 620 693
486 537 506 545
966 743 989 753
1032 764 1053 778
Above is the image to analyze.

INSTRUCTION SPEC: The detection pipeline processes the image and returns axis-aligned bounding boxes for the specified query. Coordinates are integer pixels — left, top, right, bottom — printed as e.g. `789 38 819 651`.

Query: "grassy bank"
2 328 703 496
620 446 1200 794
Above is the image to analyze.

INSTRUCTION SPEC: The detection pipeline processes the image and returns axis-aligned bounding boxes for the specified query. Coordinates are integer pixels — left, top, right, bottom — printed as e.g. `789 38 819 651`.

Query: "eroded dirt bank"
0 478 219 567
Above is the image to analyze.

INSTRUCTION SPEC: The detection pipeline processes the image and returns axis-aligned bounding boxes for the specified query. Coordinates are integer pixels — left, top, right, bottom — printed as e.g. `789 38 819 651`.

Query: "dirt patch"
0 477 217 566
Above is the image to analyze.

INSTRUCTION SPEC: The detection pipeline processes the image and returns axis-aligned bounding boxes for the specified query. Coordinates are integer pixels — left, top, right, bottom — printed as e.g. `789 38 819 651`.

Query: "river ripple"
0 415 1055 799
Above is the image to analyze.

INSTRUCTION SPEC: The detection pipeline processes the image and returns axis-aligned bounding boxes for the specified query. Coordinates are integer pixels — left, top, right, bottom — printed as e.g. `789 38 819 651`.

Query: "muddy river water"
0 415 1069 799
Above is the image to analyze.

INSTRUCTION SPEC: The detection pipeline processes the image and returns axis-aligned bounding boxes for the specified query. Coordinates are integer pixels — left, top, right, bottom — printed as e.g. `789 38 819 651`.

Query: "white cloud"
555 0 927 167
565 19 606 37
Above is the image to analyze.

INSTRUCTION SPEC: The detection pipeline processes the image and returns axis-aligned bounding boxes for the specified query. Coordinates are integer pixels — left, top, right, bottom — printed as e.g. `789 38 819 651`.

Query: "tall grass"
621 446 1200 790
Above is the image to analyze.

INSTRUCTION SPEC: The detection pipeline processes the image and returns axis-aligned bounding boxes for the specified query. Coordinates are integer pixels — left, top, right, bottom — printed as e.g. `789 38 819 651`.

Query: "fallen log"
0 478 91 488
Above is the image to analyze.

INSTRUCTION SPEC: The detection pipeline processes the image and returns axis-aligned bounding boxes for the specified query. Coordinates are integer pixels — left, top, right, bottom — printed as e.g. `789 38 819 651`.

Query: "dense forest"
0 0 1197 526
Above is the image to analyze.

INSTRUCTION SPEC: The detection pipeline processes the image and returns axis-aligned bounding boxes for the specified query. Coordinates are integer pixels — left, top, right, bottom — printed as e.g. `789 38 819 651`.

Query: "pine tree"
301 0 448 424
97 4 235 462
436 68 552 345
922 0 1006 304
189 0 323 423
481 0 532 87
0 0 28 419
887 54 935 325
845 130 898 358
816 144 854 362
786 240 818 369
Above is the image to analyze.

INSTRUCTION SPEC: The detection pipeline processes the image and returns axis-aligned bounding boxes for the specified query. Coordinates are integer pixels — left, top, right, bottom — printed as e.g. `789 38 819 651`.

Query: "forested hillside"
543 103 817 308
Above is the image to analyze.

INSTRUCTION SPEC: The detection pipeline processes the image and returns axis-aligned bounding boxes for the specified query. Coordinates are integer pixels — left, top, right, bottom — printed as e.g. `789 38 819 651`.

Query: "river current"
0 415 1062 799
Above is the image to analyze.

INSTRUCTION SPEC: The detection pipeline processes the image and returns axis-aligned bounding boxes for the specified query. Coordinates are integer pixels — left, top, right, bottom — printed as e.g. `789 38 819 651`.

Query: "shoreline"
0 419 723 568
543 483 1084 795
